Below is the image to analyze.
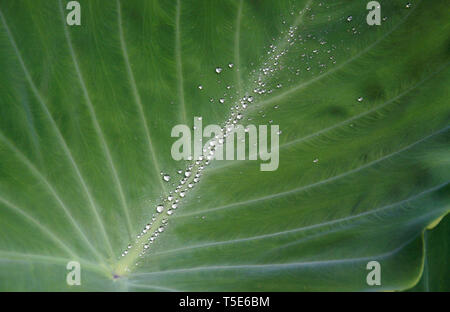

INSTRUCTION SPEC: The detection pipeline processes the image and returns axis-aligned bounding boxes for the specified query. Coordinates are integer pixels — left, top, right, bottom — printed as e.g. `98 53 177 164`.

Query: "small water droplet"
228 63 234 68
162 174 170 182
198 85 203 90
313 158 319 163
357 97 364 102
219 98 225 104
156 205 164 213
215 67 223 74
405 2 412 8
347 16 353 22
158 226 165 233
167 209 173 215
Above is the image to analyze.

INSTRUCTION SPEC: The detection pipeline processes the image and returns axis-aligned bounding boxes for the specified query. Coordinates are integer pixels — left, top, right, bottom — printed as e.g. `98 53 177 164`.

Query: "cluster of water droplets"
119 163 207 265
118 1 390 268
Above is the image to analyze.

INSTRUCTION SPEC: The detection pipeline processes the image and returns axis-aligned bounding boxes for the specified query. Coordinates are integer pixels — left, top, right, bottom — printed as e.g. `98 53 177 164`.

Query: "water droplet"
313 158 319 163
357 97 364 102
198 85 203 90
277 130 282 135
158 226 165 233
171 203 178 209
405 2 412 8
219 98 225 104
347 16 353 22
179 191 186 198
184 171 191 178
236 113 243 120
248 96 254 102
167 209 173 215
228 63 234 68
215 67 223 74
156 205 164 213
163 174 170 182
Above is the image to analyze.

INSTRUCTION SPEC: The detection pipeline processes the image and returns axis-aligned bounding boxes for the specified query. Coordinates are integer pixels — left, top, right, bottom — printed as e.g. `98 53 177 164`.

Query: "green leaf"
0 0 448 291
408 215 450 292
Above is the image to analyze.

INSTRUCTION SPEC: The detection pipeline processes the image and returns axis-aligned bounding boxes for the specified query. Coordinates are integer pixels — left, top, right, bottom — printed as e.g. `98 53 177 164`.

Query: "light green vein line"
0 132 106 264
175 0 187 124
116 0 168 195
0 9 113 259
0 195 79 259
177 125 449 217
149 182 448 256
0 250 104 273
130 236 418 277
58 0 132 247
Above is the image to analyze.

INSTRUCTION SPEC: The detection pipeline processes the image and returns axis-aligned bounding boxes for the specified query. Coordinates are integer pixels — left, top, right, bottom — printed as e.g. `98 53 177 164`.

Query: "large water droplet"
156 205 164 213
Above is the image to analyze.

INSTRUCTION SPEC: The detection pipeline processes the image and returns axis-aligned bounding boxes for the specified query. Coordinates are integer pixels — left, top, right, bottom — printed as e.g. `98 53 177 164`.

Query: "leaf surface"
0 0 448 291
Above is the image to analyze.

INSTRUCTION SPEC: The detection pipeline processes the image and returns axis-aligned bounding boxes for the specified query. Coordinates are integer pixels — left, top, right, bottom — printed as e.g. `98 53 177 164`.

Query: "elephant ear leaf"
0 0 448 291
